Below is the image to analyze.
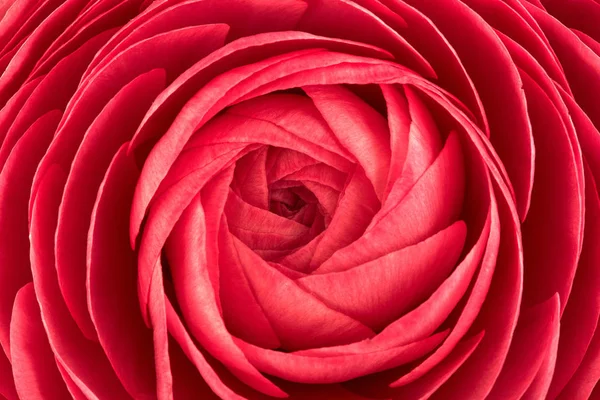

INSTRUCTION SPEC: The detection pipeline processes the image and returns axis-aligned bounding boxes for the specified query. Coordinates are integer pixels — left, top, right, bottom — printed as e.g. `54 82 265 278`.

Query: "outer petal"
10 283 70 400
0 110 60 359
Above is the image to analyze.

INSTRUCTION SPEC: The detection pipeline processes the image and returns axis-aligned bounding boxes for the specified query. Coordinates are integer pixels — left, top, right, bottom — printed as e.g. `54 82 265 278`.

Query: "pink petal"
231 147 269 209
280 163 347 192
0 77 39 150
30 22 229 220
520 72 582 311
298 221 466 331
297 0 434 77
0 30 110 170
403 0 534 219
390 188 498 387
217 216 281 349
381 86 443 204
57 69 166 340
88 0 309 77
200 165 237 311
164 193 286 397
0 110 60 359
55 361 88 400
30 167 129 398
165 299 252 400
235 330 448 384
87 144 158 397
146 258 173 400
427 190 521 399
389 332 485 399
557 317 600 399
522 319 561 400
380 85 410 198
31 0 145 78
226 189 312 252
549 89 600 397
232 236 375 351
304 85 391 198
0 350 16 400
266 149 320 184
487 294 561 399
130 49 399 247
375 0 487 129
316 130 464 274
198 94 355 167
136 142 251 325
308 168 380 268
461 0 569 89
10 283 70 399
0 0 89 107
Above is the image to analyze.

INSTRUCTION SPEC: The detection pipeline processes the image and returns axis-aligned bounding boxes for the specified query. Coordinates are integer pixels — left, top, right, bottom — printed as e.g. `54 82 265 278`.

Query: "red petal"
226 190 312 252
57 69 166 340
88 0 309 78
550 88 600 397
87 144 158 397
298 221 466 331
0 110 59 359
305 85 391 198
31 22 229 219
130 50 399 247
298 0 434 77
165 299 251 400
428 188 521 399
30 167 129 398
266 149 320 184
232 147 269 209
487 294 561 399
382 86 443 203
217 216 281 349
0 30 110 170
375 0 487 129
10 283 70 399
307 168 380 268
232 236 375 351
0 350 16 400
164 193 286 397
520 72 583 311
404 0 534 219
316 130 464 274
236 330 448 384
0 77 39 150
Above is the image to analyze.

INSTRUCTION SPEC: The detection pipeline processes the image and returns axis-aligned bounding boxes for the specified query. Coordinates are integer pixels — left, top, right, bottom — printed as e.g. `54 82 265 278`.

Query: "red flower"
0 0 599 399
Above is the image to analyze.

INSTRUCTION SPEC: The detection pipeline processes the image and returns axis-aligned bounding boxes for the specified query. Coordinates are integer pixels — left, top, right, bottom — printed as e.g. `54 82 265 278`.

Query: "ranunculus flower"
0 0 599 398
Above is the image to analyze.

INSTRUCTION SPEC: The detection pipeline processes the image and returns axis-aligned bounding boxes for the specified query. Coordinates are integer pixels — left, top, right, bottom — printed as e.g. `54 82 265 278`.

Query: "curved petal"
316 130 464 274
10 283 70 400
232 236 375 351
0 110 60 359
218 215 282 349
487 294 561 399
30 166 129 398
298 221 466 331
307 167 380 268
236 330 448 384
57 68 166 340
304 84 391 198
87 144 157 398
164 192 286 397
403 0 534 219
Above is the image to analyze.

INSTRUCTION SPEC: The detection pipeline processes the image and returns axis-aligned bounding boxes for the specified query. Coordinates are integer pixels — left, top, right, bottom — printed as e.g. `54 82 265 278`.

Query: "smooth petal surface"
298 221 466 331
316 130 464 274
10 283 70 400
